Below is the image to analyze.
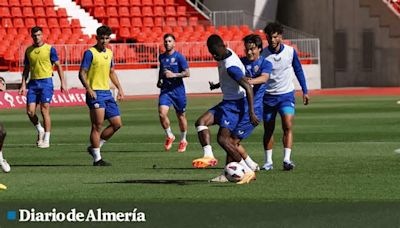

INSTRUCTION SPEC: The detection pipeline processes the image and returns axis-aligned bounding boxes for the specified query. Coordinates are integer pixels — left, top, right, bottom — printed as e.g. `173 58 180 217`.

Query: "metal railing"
19 39 320 69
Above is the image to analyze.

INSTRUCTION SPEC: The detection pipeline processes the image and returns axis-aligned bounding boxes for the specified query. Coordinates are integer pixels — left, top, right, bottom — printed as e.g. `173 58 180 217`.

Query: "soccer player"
0 77 10 173
208 34 272 182
261 22 310 171
192 34 259 184
79 25 124 166
19 26 67 148
157 34 190 152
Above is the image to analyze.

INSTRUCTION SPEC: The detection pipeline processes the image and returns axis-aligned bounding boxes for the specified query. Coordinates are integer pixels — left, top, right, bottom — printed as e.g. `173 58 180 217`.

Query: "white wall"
2 65 321 95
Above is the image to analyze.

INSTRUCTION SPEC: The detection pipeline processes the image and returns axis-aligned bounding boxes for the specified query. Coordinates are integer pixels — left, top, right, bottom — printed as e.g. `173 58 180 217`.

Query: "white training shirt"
218 48 246 100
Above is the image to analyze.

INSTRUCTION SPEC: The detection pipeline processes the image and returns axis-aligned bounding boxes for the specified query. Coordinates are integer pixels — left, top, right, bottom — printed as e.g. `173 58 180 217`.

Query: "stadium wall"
2 66 321 95
277 0 400 88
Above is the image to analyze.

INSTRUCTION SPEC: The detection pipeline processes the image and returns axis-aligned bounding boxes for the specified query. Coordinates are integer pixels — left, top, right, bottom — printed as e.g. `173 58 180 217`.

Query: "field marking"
5 142 400 146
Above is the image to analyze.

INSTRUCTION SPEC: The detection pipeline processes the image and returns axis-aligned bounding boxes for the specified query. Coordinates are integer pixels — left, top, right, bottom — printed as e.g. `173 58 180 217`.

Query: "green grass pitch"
1 95 400 227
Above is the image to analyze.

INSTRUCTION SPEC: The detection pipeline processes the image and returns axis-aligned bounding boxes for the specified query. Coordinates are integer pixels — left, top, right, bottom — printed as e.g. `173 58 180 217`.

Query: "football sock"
35 123 44 133
0 151 3 162
239 159 253 173
283 148 292 162
265 149 273 164
203 145 214 157
99 139 106 147
180 131 187 142
92 148 101 162
165 127 174 138
245 156 258 171
44 132 50 142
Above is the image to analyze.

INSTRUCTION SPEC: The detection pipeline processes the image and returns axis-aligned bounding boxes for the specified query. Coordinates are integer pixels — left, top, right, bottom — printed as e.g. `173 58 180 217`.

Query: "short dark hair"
31 26 42 34
243 34 263 49
163 33 175 41
207 34 224 50
96 25 112 37
264 22 283 37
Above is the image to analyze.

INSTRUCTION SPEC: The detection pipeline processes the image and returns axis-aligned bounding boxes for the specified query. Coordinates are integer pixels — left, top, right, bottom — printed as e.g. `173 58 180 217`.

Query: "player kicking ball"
79 26 124 166
192 35 259 184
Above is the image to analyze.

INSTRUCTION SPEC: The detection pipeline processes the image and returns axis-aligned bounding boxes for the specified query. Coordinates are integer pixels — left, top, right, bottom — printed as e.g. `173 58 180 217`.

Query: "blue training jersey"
158 51 189 90
240 56 272 109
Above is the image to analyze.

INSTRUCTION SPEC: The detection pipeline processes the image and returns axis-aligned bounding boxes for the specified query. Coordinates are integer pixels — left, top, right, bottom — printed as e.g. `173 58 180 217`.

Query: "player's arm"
209 81 220 90
292 50 309 105
247 59 272 85
157 56 164 88
78 50 96 99
165 54 190 78
19 55 30 95
50 47 67 93
109 67 124 101
227 66 259 126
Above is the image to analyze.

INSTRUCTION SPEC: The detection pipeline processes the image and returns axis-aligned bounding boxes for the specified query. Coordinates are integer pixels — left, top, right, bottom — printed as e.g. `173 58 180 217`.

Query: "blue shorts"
233 104 263 139
27 78 54 104
208 98 247 132
263 91 296 122
159 87 186 113
86 90 120 119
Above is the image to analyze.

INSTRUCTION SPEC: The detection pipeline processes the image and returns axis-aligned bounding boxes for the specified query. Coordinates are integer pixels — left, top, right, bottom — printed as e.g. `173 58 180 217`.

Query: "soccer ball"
224 162 246 182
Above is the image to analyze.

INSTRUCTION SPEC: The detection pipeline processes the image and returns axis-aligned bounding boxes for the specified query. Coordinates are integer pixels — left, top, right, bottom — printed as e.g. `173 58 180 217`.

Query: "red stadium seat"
20 0 32 5
25 18 36 28
48 18 59 28
108 18 119 29
153 6 164 16
32 0 43 7
188 17 198 26
131 17 142 27
177 6 186 16
71 19 82 28
142 6 153 16
34 7 46 17
119 27 130 39
118 0 129 6
80 0 93 8
165 0 174 5
153 0 164 5
94 7 106 18
172 26 183 33
143 17 154 27
118 7 130 17
0 0 7 6
2 18 13 28
46 7 57 17
57 8 68 18
106 7 118 17
165 6 176 16
154 17 164 27
93 0 105 6
36 18 48 27
43 0 53 7
130 7 141 17
106 0 117 6
141 0 152 6
59 18 70 28
11 7 23 17
22 7 34 17
165 17 176 26
8 0 20 6
129 0 140 6
13 18 25 28
0 7 11 17
177 17 187 26
120 17 131 27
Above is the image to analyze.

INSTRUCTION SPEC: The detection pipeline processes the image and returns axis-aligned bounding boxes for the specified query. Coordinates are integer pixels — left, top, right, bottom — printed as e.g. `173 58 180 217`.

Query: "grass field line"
5 141 400 146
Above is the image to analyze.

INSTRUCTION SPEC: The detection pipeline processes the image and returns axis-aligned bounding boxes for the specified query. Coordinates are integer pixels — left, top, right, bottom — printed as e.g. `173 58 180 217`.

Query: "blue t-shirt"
241 56 272 109
159 51 189 91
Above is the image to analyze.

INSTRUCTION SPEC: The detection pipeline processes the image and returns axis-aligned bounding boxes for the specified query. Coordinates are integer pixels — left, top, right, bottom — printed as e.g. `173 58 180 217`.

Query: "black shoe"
93 159 112 166
283 161 295 171
87 146 93 156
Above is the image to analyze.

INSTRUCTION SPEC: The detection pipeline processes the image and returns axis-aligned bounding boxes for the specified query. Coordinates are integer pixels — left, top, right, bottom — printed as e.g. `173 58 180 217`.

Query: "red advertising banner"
0 89 87 109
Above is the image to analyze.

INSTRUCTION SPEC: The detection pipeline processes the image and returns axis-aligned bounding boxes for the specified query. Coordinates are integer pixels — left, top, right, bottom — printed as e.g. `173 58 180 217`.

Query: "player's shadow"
98 179 207 186
145 167 221 170
11 164 89 167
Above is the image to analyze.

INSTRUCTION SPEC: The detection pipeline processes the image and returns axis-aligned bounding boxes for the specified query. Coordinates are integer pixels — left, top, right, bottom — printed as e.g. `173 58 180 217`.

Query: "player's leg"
98 97 123 148
216 128 255 184
37 102 51 148
173 93 188 152
26 89 45 146
192 111 217 168
234 138 259 171
88 108 110 166
0 123 10 173
280 112 295 170
262 105 277 170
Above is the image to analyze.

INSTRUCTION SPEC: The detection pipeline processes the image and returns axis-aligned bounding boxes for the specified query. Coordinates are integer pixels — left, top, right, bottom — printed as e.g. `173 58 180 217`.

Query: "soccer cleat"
261 163 274 171
192 156 218 168
0 159 10 173
37 141 50 148
253 163 260 172
283 161 295 171
164 136 175 151
209 174 229 183
237 171 256 184
93 159 112 166
37 131 45 145
177 140 188 153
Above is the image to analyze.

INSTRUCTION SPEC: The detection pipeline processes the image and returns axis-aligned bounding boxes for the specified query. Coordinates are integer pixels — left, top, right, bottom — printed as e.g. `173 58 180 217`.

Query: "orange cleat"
164 136 175 151
237 171 256 185
192 156 218 168
177 140 188 153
